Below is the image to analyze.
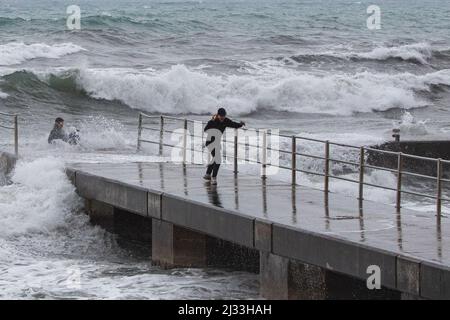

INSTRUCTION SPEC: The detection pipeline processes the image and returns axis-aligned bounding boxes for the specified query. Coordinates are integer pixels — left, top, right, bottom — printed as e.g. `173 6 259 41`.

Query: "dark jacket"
204 117 243 146
48 125 68 144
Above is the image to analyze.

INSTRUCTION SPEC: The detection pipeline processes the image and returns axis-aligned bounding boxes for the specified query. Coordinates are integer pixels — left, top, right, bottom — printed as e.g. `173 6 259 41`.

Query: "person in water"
203 107 245 185
48 117 80 145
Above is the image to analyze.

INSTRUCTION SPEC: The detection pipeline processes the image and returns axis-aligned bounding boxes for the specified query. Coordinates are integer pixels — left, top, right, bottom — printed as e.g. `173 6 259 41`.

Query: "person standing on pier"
203 107 245 185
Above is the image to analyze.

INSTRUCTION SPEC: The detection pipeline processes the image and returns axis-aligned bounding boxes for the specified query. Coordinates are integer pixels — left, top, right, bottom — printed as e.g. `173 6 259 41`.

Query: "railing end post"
291 135 296 186
234 128 238 174
437 158 442 218
137 113 143 152
14 115 19 157
358 146 364 202
396 152 403 213
324 140 330 194
261 129 267 179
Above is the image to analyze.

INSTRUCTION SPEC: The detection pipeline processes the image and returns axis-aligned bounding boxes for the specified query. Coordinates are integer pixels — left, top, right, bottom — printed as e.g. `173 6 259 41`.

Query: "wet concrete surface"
69 162 450 267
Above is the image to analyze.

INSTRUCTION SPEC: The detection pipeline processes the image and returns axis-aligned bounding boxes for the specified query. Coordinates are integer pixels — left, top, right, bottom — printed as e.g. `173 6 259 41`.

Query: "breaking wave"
0 42 86 66
0 157 81 236
291 43 448 65
2 65 450 115
352 43 434 64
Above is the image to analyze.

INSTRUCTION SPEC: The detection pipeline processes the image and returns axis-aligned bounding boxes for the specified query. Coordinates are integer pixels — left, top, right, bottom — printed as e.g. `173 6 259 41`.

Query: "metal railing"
0 111 18 156
137 113 450 217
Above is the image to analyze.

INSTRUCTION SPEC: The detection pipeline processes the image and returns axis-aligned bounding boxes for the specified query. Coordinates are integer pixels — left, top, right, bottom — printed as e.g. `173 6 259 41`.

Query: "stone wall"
367 140 450 177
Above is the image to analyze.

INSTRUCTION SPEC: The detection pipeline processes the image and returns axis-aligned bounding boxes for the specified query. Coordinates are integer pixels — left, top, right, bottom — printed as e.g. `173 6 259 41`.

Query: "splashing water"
0 157 259 299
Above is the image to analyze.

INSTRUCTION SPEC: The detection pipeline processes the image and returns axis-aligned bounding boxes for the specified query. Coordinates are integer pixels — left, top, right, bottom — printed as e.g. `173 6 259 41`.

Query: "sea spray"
0 156 258 299
0 157 81 236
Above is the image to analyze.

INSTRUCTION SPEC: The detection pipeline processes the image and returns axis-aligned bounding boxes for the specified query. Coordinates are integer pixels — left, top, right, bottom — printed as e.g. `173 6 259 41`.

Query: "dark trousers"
206 149 221 177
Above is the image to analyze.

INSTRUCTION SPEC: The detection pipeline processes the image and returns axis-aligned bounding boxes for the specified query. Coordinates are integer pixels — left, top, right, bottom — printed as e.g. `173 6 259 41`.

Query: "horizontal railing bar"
235 156 262 165
294 136 327 144
296 152 325 161
296 168 326 177
140 140 205 154
401 170 436 180
328 141 361 149
141 126 159 131
158 129 203 139
277 133 294 139
274 164 293 171
362 182 397 191
267 147 291 154
400 189 436 199
139 139 159 144
402 153 440 162
139 113 160 119
363 164 398 173
328 174 359 184
0 124 14 130
138 139 159 145
328 157 359 167
363 147 400 156
163 129 185 135
237 141 260 148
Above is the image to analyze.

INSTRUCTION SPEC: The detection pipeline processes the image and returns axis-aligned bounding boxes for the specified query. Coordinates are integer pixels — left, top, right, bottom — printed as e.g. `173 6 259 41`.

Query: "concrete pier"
67 162 450 299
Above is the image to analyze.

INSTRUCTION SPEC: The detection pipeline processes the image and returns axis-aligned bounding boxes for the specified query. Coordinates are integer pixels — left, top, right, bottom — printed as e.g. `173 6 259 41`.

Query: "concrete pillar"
260 252 402 300
260 252 328 300
260 252 290 299
152 219 208 268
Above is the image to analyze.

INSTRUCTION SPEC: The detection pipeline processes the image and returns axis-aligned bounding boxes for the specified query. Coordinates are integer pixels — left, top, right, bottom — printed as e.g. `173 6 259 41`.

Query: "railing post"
396 153 403 212
292 136 296 185
159 116 164 156
14 115 18 157
358 147 364 202
324 140 330 193
183 118 188 163
234 128 238 174
437 158 442 217
137 113 142 151
261 130 267 179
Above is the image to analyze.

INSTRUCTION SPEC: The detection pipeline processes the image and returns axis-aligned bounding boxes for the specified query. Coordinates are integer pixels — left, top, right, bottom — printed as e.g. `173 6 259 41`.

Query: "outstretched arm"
225 118 245 129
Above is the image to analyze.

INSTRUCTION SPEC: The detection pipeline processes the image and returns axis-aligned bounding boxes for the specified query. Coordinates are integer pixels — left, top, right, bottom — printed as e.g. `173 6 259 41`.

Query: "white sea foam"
71 65 450 115
0 42 86 66
0 157 80 236
73 115 133 150
300 43 438 65
396 111 429 136
0 90 7 98
351 43 434 64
